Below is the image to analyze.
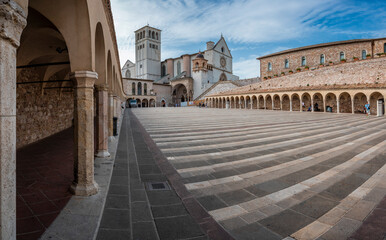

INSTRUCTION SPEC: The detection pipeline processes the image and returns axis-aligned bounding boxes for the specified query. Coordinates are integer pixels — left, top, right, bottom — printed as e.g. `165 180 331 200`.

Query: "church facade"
122 25 239 106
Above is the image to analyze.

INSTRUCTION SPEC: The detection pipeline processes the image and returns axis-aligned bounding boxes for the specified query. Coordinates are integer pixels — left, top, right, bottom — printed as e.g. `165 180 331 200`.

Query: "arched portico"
302 93 312 111
252 95 258 109
240 96 245 109
325 93 337 113
313 93 324 112
292 94 301 111
282 95 290 111
258 95 265 109
273 94 281 110
235 96 240 108
370 92 384 115
353 92 367 114
339 92 352 113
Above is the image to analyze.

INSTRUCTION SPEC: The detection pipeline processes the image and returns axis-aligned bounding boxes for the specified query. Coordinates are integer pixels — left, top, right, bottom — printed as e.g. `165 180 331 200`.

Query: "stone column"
245 100 247 109
290 99 293 112
70 71 99 196
351 100 355 114
0 2 27 239
108 92 114 137
337 101 340 113
264 99 266 110
95 84 110 158
272 100 274 110
311 99 314 112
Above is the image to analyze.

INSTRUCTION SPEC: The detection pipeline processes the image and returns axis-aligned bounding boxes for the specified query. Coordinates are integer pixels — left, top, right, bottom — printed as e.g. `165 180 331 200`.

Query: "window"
301 56 306 66
384 43 386 53
156 33 159 40
161 65 166 77
148 30 151 37
340 52 345 60
137 82 142 95
320 54 325 64
125 70 131 78
144 83 147 95
195 62 199 68
362 50 367 60
268 62 272 71
132 83 135 95
140 32 142 39
177 61 181 75
221 47 224 53
140 64 142 68
152 32 155 39
284 59 289 69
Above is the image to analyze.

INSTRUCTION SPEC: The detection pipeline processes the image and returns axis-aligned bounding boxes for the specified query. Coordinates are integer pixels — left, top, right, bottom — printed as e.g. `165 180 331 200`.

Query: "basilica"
121 25 240 107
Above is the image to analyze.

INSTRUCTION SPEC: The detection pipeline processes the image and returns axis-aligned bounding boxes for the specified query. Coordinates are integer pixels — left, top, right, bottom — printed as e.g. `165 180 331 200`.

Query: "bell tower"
135 25 161 80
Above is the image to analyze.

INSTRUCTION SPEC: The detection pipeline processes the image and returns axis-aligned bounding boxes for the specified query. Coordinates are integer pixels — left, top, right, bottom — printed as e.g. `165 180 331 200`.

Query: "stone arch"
353 92 367 114
222 97 226 108
258 95 265 109
150 99 155 107
235 96 240 108
219 73 227 81
266 95 273 110
252 95 258 109
370 92 384 115
95 22 106 86
325 93 337 113
291 93 301 111
302 93 312 112
136 98 142 107
240 96 245 109
282 94 290 111
339 92 352 113
245 96 251 109
273 94 280 110
313 93 324 112
230 97 235 108
142 99 149 107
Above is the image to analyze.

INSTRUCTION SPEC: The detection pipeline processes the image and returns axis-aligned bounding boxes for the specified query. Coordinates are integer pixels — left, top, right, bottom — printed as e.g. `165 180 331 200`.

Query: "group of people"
304 101 371 115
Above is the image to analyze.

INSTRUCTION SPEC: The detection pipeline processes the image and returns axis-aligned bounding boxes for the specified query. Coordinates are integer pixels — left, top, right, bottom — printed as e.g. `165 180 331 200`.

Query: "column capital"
70 71 98 88
0 0 27 48
95 84 109 92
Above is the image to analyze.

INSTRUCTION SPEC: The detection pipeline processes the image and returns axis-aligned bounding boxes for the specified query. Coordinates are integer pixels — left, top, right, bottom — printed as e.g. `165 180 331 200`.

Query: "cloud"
233 56 260 79
110 0 385 78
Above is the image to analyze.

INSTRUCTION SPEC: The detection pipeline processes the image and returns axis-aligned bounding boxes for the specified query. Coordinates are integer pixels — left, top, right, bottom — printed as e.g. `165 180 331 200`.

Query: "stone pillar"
290 99 293 112
352 100 355 114
272 100 274 110
70 71 99 196
337 101 340 113
311 99 314 112
323 96 326 113
0 2 27 239
108 93 114 137
264 99 266 110
95 84 110 158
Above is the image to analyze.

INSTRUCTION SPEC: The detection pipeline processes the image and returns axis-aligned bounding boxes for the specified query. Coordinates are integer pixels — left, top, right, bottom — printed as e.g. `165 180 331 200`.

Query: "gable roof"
214 35 232 57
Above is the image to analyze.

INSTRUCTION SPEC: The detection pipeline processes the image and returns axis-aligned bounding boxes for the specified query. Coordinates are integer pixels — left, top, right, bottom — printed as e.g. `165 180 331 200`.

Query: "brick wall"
16 68 74 148
260 39 386 79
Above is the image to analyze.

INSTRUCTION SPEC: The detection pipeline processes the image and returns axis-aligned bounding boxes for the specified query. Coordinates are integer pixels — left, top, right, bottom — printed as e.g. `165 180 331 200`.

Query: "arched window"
137 82 142 95
152 32 155 39
142 31 145 39
161 65 166 77
195 62 199 68
221 47 224 53
362 50 367 60
144 83 147 95
177 61 181 75
268 62 272 71
284 59 289 69
340 52 345 60
301 56 306 66
219 73 227 81
149 30 151 37
125 70 131 78
132 82 136 95
320 54 325 64
156 33 159 40
140 32 142 39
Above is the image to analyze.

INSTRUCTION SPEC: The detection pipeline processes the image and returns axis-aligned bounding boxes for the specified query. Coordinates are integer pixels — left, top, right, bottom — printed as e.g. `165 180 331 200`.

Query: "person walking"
365 102 370 116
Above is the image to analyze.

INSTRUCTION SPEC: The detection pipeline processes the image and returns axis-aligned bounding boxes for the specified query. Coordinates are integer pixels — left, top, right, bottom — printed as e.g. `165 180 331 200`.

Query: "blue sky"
111 0 386 79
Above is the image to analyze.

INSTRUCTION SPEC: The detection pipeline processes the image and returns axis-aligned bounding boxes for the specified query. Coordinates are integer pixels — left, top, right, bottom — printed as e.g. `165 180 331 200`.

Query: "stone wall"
260 39 386 78
16 68 74 148
226 58 385 95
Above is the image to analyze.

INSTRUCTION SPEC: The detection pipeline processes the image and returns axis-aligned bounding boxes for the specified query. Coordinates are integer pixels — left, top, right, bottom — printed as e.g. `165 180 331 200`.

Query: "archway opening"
240 96 245 109
235 97 240 108
282 95 290 111
313 93 324 112
266 95 272 110
142 99 149 107
161 100 166 107
246 96 251 109
302 93 312 111
136 98 142 107
325 93 337 113
370 92 384 115
252 96 257 109
230 97 235 108
172 84 188 106
339 92 352 113
273 95 281 110
292 94 300 111
258 96 264 109
353 93 367 114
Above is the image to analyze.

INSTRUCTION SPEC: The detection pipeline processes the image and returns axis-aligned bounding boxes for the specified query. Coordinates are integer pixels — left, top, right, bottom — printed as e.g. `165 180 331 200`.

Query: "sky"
111 0 386 79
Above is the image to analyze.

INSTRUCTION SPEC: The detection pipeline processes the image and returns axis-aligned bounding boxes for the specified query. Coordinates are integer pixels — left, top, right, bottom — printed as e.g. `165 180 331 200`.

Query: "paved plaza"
132 108 386 240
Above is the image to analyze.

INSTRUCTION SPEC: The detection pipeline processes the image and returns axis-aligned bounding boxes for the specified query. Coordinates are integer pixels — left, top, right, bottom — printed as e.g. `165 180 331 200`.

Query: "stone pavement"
96 110 229 240
133 108 386 240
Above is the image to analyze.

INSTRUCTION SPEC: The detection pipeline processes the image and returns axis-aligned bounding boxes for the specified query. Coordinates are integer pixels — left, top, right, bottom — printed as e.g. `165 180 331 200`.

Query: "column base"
70 181 99 196
95 150 111 158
